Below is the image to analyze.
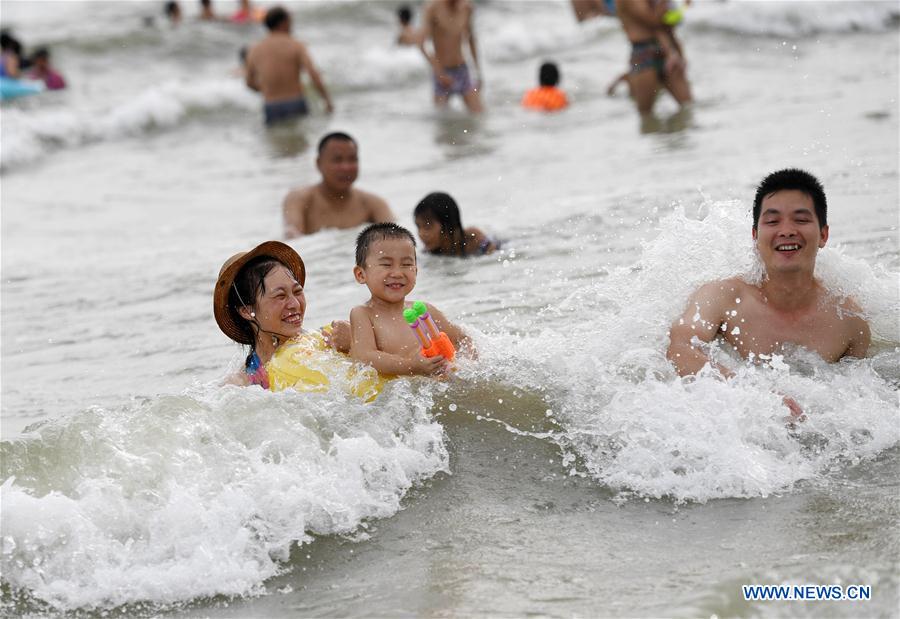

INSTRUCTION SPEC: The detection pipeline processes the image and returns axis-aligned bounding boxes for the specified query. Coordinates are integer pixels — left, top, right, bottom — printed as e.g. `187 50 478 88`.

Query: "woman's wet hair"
228 256 283 366
414 192 466 256
753 168 827 230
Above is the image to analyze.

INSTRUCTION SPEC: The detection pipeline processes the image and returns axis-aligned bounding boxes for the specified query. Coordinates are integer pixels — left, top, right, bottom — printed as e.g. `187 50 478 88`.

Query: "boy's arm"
666 282 731 377
350 306 446 375
427 304 475 355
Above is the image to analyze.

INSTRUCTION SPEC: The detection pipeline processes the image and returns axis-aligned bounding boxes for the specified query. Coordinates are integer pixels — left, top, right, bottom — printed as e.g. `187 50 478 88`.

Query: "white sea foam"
481 202 900 503
1 78 256 170
1 381 447 611
682 1 900 38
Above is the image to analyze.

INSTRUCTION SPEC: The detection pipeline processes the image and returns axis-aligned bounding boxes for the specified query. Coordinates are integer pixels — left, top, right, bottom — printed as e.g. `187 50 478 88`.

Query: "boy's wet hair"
398 6 412 24
753 168 827 230
31 47 49 62
356 223 416 267
317 131 356 155
414 192 466 256
164 1 180 17
264 6 290 31
539 62 560 87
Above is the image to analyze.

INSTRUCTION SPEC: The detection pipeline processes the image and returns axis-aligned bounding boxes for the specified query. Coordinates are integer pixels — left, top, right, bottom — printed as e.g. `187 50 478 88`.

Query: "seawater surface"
1 1 898 616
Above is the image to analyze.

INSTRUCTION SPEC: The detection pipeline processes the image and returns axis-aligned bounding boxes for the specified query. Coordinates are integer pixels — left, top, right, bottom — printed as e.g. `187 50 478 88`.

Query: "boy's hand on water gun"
409 352 450 376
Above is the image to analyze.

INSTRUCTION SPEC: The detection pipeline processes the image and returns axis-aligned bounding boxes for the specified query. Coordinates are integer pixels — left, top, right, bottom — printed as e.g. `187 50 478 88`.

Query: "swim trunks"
630 39 665 79
264 96 308 125
521 86 568 112
433 64 475 98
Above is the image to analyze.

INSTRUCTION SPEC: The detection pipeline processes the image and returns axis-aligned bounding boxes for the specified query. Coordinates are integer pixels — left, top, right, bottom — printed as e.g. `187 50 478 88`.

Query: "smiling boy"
667 169 870 379
350 223 470 375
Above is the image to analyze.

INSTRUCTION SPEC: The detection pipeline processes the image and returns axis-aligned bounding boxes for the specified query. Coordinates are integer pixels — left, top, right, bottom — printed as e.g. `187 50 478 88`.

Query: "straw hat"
213 241 306 344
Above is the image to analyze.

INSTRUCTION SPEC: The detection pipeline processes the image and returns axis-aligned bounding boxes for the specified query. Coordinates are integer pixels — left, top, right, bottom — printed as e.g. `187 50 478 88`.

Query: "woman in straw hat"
213 240 347 387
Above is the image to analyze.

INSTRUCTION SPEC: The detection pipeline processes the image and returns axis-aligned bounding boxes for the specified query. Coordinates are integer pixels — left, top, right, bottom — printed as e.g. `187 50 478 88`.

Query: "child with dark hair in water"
28 48 66 90
522 61 569 112
396 5 421 46
413 192 498 257
350 223 471 376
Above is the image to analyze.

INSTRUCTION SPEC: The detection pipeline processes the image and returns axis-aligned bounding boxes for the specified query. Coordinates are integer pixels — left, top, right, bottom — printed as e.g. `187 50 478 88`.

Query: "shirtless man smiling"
282 132 395 238
667 169 870 386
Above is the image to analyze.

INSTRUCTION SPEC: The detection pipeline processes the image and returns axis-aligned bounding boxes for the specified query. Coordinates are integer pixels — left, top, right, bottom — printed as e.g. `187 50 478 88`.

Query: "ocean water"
1 0 898 616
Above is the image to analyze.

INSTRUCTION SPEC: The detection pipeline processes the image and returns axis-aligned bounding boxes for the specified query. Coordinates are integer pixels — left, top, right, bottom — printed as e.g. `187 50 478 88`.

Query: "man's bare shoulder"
690 277 756 305
284 185 316 204
355 187 388 205
830 291 870 326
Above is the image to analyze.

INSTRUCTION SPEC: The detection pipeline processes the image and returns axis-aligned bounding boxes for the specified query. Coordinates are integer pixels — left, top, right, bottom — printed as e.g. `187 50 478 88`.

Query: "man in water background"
419 0 483 112
616 0 691 116
667 168 871 381
282 132 395 237
245 6 334 125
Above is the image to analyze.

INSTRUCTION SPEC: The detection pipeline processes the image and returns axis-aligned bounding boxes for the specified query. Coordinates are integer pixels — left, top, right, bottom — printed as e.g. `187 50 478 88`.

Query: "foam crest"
685 1 899 38
483 202 899 502
1 78 256 170
1 382 447 611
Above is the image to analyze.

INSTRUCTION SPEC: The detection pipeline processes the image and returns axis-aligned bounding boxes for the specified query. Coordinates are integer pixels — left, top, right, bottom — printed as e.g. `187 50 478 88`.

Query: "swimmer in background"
0 31 23 78
231 0 264 23
350 223 472 376
414 192 498 257
199 0 222 20
283 132 395 237
245 6 334 125
27 48 66 90
164 1 182 26
570 0 615 22
667 169 871 417
396 5 422 46
419 0 483 113
522 61 569 112
616 0 691 116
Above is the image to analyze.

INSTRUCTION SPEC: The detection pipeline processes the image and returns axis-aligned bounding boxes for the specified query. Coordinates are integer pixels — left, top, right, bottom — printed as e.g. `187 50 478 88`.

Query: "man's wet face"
753 190 828 274
317 139 359 194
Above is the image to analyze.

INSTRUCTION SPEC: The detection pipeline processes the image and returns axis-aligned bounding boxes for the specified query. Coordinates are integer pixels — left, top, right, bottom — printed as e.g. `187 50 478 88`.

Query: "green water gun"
403 301 456 361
